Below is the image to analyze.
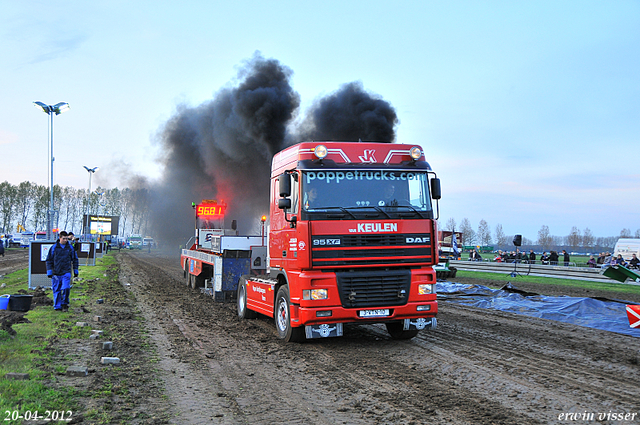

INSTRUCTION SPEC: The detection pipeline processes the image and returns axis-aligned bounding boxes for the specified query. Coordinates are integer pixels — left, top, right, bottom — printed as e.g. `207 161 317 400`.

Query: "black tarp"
437 281 639 337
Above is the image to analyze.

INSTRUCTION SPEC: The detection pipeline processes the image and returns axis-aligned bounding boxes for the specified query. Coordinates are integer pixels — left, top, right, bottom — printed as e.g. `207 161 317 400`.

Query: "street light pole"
33 101 70 240
83 166 99 240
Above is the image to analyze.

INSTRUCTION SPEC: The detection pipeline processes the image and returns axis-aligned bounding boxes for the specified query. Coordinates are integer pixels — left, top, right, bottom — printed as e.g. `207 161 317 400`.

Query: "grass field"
0 255 115 424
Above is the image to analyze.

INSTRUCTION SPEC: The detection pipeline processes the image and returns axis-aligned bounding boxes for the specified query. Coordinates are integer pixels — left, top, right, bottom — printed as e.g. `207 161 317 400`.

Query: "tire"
275 286 305 342
237 278 257 320
449 266 457 279
385 321 420 340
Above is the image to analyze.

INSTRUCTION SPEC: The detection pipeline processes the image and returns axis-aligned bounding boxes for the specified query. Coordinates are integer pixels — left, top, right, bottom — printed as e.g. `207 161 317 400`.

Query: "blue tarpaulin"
437 281 638 337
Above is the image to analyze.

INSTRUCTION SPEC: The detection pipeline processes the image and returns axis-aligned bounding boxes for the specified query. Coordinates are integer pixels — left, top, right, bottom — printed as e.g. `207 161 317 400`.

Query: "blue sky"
1 1 638 241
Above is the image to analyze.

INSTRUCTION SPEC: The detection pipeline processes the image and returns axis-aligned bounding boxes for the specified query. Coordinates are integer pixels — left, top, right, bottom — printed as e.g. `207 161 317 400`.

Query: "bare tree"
0 182 17 233
15 182 35 230
444 217 456 232
582 227 594 249
566 226 581 250
620 228 632 238
636 229 640 238
459 218 476 246
477 219 492 245
537 225 553 251
494 224 508 247
31 185 48 231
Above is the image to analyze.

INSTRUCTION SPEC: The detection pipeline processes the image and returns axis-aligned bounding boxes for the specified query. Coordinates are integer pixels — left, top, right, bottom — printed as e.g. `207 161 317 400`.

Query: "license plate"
359 309 390 317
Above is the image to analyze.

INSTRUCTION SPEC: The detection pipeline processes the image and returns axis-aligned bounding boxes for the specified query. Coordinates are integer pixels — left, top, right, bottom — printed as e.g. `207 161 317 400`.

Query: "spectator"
549 251 559 265
0 237 4 257
469 248 482 261
45 231 79 312
629 253 639 270
494 250 504 262
614 254 627 267
597 252 606 266
529 250 536 264
540 252 550 265
562 250 570 266
587 255 597 268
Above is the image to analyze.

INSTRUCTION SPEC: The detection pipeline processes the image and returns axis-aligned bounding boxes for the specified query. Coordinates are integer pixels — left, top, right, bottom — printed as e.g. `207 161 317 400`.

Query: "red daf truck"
181 141 442 342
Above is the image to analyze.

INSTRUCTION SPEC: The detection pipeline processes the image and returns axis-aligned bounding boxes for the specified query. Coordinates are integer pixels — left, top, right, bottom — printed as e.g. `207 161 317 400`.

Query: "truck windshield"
301 169 433 218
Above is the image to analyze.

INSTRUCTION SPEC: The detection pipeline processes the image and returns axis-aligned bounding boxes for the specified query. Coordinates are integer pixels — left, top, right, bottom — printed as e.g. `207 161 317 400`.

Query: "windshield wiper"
316 206 358 219
341 205 392 219
395 204 429 218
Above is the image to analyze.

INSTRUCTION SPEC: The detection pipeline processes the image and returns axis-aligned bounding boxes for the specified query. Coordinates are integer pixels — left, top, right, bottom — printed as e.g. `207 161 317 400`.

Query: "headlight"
314 145 328 159
409 146 422 160
303 289 328 300
418 284 435 295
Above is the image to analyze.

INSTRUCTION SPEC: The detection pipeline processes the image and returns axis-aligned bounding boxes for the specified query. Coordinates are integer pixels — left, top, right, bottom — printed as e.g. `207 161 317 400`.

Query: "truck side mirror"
431 178 441 200
279 173 291 197
278 198 291 210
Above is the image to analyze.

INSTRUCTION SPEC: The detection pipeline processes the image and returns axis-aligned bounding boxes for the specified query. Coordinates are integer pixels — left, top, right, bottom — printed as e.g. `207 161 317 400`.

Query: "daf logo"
406 237 429 244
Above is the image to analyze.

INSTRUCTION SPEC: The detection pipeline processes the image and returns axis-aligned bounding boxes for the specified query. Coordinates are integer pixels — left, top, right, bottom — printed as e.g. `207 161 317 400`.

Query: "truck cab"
240 141 442 341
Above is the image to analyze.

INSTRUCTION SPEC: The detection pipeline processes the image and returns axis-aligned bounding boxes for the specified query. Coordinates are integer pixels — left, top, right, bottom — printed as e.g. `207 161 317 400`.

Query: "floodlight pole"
83 166 99 240
33 101 70 240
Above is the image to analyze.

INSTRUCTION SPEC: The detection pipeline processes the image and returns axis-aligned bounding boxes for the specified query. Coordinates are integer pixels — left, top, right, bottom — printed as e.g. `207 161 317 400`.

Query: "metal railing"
450 260 621 283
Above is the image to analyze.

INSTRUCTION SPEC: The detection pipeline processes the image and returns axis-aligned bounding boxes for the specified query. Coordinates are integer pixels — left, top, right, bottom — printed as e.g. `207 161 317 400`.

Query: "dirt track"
4 248 639 424
112 250 640 425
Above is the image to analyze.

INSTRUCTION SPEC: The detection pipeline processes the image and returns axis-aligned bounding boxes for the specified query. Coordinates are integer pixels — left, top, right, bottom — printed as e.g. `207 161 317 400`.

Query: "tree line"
444 217 640 252
0 181 152 238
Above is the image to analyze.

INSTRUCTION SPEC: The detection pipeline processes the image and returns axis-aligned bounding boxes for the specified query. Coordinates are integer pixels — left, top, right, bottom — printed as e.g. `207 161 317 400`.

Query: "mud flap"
403 317 437 331
305 323 343 339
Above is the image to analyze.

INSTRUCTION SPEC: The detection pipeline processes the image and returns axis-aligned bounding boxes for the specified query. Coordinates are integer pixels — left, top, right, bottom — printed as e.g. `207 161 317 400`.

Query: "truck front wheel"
385 321 420 340
275 286 305 342
237 278 257 320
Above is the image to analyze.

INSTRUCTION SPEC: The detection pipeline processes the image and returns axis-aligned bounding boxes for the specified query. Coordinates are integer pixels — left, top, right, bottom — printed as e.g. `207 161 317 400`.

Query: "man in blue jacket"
46 231 79 312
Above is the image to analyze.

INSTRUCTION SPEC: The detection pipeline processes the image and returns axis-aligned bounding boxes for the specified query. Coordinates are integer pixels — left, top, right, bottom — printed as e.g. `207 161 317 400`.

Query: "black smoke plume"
145 53 398 246
292 81 398 143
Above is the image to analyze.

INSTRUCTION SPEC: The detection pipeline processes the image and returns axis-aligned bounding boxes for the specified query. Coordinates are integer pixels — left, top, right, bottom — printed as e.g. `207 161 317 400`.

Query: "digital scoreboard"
195 200 226 219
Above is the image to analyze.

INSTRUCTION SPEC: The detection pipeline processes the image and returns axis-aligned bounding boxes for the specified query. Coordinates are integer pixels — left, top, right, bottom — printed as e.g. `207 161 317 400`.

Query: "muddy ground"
4 249 640 424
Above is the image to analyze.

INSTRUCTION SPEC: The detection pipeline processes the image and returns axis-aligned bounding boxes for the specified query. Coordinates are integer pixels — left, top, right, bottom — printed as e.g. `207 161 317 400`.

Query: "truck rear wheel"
237 278 257 319
385 321 420 340
275 286 305 342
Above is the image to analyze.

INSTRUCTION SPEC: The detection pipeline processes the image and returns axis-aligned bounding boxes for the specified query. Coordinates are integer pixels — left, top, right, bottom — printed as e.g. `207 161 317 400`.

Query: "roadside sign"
626 305 640 328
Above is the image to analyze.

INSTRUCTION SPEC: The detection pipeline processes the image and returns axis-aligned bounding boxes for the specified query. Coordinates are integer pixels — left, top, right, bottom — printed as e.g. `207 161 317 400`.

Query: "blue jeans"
51 274 71 310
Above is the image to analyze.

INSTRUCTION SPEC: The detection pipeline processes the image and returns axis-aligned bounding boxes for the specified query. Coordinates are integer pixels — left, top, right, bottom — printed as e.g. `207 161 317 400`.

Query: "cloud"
29 33 88 64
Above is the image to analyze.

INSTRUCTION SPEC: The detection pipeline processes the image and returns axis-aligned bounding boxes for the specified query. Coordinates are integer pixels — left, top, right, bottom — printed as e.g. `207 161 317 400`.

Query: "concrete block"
5 373 30 380
89 334 100 340
75 322 88 327
100 357 120 365
92 330 103 336
93 316 102 322
102 341 113 350
66 366 88 377
96 299 104 304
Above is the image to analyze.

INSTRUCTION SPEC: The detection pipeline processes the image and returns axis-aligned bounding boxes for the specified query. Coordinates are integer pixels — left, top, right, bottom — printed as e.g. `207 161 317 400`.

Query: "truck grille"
311 233 432 268
336 269 411 308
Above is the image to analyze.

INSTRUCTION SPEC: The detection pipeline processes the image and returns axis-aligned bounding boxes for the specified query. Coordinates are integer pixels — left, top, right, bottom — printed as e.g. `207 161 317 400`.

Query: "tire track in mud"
120 252 371 424
118 251 639 425
424 305 640 411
